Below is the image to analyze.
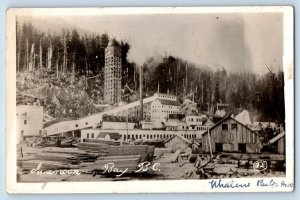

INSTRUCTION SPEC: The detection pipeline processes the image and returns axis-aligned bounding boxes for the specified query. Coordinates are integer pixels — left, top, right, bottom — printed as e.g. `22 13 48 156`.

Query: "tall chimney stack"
140 65 143 122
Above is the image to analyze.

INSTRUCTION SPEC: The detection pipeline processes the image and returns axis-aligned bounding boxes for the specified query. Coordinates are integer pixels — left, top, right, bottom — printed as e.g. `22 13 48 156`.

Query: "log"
170 150 181 163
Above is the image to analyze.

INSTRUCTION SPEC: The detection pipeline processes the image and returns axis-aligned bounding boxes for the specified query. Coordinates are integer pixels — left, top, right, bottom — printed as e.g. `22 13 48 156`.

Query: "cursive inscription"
103 162 160 177
257 179 294 189
103 163 128 177
31 163 81 175
208 179 251 189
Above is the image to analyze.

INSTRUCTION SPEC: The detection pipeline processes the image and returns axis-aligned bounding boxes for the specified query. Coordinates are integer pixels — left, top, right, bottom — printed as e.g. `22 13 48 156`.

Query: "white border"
6 7 294 193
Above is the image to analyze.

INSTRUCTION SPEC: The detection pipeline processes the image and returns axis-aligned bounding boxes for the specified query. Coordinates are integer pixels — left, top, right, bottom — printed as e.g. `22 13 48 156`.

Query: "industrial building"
201 115 261 153
43 93 183 136
104 39 122 104
16 105 43 143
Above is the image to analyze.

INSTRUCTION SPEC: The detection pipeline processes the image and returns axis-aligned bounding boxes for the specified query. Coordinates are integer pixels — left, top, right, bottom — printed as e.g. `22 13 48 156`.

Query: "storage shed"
202 115 261 153
165 134 200 152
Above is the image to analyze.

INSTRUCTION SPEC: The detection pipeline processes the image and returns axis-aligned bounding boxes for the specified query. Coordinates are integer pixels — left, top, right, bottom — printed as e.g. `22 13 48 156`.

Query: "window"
24 120 27 125
231 123 237 131
215 143 223 152
75 124 78 127
85 122 88 125
91 133 94 138
21 130 24 134
87 133 89 138
222 124 228 130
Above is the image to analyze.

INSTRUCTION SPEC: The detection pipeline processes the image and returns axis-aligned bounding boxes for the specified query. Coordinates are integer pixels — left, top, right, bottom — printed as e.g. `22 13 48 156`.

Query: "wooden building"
202 116 261 153
165 134 200 152
269 131 285 154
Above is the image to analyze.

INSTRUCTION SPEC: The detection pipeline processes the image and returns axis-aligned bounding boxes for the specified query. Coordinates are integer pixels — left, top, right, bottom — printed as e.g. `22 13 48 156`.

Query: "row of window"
105 61 121 65
86 133 95 139
222 123 238 131
152 110 178 114
105 57 121 62
104 69 121 73
161 105 179 109
105 63 121 67
187 118 202 122
158 94 176 100
179 126 209 131
123 133 197 141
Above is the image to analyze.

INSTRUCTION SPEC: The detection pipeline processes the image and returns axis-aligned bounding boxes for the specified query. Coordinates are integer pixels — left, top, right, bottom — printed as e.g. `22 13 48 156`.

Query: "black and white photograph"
6 7 294 193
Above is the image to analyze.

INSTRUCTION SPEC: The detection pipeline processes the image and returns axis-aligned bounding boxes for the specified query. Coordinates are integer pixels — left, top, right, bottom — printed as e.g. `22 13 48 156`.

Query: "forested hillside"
16 22 285 123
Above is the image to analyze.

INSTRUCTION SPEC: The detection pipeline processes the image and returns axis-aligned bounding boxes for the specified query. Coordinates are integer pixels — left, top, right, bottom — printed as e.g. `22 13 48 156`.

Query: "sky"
19 12 283 74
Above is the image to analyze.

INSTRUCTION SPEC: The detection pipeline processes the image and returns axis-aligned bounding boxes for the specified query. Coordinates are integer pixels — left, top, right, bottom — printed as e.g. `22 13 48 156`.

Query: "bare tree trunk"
47 41 52 69
39 37 43 70
26 38 29 71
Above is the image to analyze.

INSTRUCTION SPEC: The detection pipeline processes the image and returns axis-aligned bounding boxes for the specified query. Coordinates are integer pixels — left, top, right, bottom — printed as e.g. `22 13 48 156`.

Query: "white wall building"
151 98 180 123
16 105 43 143
186 115 204 126
43 93 182 136
81 129 205 143
81 129 122 142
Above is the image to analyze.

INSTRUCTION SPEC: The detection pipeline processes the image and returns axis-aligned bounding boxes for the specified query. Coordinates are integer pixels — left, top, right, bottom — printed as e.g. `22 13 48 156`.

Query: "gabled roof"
164 134 200 146
235 110 252 125
202 115 256 136
97 132 122 140
202 118 215 125
157 99 181 106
